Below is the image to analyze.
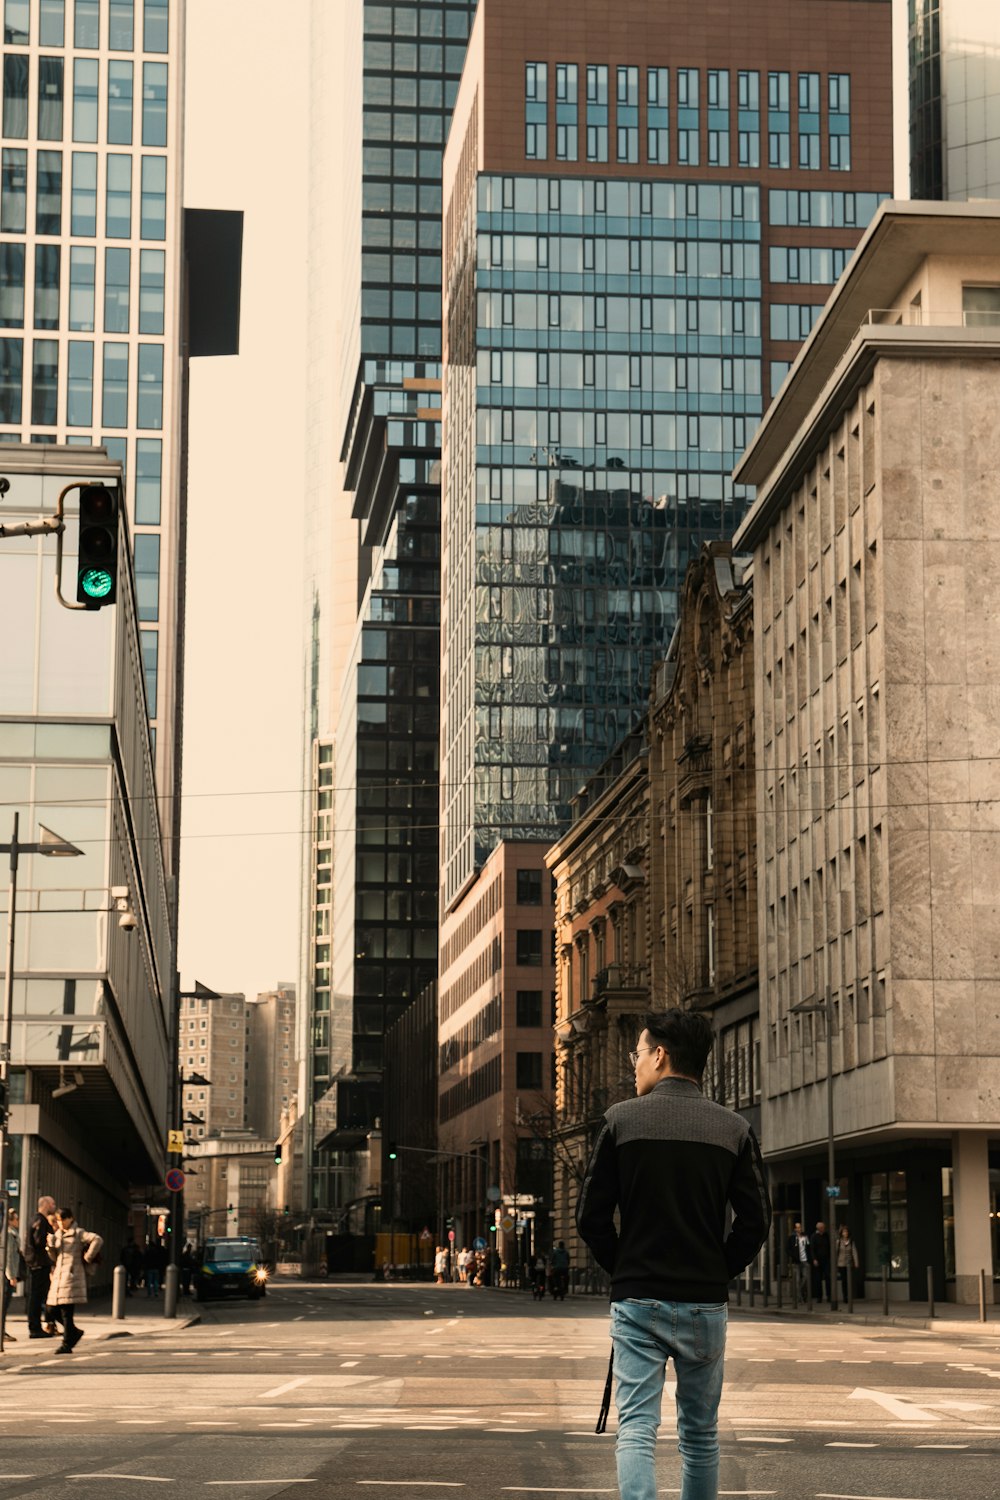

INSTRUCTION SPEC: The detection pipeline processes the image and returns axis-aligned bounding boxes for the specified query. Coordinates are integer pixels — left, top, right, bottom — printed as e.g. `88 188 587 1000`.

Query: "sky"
177 2 310 1002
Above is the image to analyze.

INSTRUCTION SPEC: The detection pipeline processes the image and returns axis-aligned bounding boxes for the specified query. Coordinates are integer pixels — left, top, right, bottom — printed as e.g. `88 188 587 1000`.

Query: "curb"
98 1314 201 1340
727 1304 998 1334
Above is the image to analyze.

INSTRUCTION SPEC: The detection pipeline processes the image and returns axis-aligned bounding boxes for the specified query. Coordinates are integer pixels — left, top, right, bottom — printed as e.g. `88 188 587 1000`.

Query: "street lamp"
790 988 839 1311
0 812 83 1351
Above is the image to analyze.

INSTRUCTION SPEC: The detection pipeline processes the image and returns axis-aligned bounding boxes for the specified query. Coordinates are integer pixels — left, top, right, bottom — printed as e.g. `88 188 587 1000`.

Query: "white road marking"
501 1490 616 1495
826 1442 879 1448
735 1438 792 1444
340 1361 359 1368
205 1484 316 1488
66 1477 173 1484
917 1443 968 1449
849 1388 939 1423
259 1377 311 1399
356 1485 465 1489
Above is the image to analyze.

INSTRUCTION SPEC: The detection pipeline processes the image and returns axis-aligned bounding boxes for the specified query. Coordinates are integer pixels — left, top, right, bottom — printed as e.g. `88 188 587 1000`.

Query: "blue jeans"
611 1297 727 1500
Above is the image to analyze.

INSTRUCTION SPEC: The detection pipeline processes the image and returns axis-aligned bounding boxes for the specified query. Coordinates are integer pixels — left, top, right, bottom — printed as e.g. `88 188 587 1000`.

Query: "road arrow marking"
849 1388 939 1422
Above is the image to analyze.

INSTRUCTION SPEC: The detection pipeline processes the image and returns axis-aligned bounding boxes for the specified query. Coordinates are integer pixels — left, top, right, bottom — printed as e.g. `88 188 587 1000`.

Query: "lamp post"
790 988 838 1311
0 813 83 1351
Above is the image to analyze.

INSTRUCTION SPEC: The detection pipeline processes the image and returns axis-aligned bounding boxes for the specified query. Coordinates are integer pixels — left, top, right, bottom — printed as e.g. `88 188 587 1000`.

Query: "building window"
829 73 851 169
38 57 64 141
144 0 168 53
770 301 823 341
555 62 578 161
516 990 543 1028
0 337 23 423
101 341 128 427
963 285 1000 327
31 338 58 426
863 1170 908 1279
134 436 161 523
586 64 608 162
516 868 542 905
616 65 638 163
73 58 99 142
4 0 29 43
142 60 167 146
3 54 28 138
33 244 60 330
40 0 64 44
36 150 62 235
525 61 547 161
75 0 99 46
140 154 166 239
106 153 132 238
0 243 24 330
109 0 133 49
71 151 97 235
647 67 668 163
516 929 543 966
138 247 164 333
516 1052 543 1090
104 245 131 332
137 342 162 428
66 339 93 427
737 70 759 167
108 60 134 144
134 532 160 621
707 68 729 167
798 72 820 169
768 71 790 167
1 148 26 232
677 68 699 165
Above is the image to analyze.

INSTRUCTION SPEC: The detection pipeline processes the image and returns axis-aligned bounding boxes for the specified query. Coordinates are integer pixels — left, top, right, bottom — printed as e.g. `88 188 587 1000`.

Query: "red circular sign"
165 1168 185 1192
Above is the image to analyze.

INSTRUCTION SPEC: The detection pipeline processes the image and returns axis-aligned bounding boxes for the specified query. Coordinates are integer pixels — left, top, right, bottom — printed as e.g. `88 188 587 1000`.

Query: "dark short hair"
643 1008 715 1081
58 1207 74 1220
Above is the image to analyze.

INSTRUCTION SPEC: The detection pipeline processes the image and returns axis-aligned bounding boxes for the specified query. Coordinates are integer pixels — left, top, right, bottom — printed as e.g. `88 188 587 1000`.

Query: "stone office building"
733 199 1000 1302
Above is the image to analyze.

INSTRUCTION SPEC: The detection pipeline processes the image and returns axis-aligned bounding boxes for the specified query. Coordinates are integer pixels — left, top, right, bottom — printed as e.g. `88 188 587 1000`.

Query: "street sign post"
165 1168 185 1192
500 1214 514 1234
3 1179 17 1195
473 1236 487 1251
419 1227 432 1243
167 1129 184 1154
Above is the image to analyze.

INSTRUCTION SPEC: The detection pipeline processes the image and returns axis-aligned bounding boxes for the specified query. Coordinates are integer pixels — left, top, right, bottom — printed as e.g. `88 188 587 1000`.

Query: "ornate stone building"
546 728 650 1271
649 542 760 1138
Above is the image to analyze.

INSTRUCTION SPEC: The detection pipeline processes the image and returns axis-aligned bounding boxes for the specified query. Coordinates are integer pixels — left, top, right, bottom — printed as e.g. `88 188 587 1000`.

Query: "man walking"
810 1221 833 1305
787 1220 811 1303
3 1207 22 1343
24 1195 57 1338
577 1009 770 1500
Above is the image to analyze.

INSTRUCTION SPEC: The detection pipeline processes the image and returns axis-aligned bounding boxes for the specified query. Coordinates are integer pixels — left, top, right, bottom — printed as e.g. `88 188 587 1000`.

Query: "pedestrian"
46 1207 103 1356
433 1245 447 1284
2 1207 23 1344
532 1252 547 1300
836 1224 859 1305
550 1240 570 1301
457 1246 470 1283
577 1008 770 1500
472 1248 487 1286
810 1220 833 1304
143 1239 163 1297
786 1220 811 1303
23 1195 58 1339
180 1241 194 1297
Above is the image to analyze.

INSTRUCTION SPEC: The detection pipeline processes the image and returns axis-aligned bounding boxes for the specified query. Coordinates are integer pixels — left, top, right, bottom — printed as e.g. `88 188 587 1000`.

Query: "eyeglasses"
628 1046 655 1069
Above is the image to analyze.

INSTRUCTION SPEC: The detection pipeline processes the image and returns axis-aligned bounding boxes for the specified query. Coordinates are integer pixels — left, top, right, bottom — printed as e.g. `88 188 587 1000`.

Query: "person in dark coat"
180 1242 194 1296
810 1220 833 1303
23 1195 58 1338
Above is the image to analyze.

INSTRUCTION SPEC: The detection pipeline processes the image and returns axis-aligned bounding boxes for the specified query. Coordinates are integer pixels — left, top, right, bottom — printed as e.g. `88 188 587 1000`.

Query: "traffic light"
489 1222 497 1234
274 1141 283 1165
76 484 119 608
387 1142 397 1161
283 1204 290 1215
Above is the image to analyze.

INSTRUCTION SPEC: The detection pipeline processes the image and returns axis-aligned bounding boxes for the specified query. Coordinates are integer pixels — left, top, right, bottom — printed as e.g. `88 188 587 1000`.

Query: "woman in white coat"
46 1208 103 1355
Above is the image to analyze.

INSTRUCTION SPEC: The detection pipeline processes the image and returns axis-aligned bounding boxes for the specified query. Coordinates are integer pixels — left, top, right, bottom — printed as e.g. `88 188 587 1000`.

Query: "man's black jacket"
809 1230 831 1266
576 1076 771 1303
23 1212 51 1272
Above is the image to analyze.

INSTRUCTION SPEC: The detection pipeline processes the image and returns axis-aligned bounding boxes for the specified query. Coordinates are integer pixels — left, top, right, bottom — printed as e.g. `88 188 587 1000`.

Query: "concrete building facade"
179 989 249 1140
733 199 1000 1302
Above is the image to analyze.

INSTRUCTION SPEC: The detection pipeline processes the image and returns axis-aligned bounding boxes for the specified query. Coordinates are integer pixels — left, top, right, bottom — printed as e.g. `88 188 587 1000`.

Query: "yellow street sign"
167 1129 184 1154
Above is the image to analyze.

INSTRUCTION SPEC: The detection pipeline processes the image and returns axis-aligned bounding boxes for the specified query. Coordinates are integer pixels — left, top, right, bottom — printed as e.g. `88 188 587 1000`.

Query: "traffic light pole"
0 480 117 613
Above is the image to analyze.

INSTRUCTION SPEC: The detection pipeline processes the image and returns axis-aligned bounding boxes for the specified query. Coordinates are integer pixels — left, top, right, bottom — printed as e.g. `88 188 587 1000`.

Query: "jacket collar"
651 1076 702 1096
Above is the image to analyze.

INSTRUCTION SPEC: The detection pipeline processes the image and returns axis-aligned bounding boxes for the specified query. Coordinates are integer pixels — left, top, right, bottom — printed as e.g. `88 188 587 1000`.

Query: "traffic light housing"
274 1141 283 1165
388 1142 397 1161
76 484 119 608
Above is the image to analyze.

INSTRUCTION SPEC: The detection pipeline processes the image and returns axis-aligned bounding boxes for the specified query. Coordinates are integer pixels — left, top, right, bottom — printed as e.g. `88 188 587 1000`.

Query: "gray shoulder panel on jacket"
608 1091 748 1155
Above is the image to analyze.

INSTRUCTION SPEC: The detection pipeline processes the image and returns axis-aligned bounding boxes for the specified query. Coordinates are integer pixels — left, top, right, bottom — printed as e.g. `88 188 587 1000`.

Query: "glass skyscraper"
0 0 182 821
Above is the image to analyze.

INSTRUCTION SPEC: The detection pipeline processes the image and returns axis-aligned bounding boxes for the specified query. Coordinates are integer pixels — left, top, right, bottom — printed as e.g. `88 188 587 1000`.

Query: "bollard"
112 1263 126 1321
927 1265 935 1319
164 1262 179 1319
881 1264 889 1317
980 1268 988 1324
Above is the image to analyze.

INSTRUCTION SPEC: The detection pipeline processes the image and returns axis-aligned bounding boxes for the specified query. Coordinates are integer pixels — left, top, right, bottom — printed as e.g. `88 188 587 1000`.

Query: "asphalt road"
2 1282 1000 1498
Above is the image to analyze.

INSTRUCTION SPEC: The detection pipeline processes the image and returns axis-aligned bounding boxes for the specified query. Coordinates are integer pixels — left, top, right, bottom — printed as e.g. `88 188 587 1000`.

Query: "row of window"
365 4 474 41
477 349 763 392
2 52 167 145
0 242 163 331
475 410 755 456
4 0 168 51
478 235 760 278
525 64 851 171
1 147 167 238
770 188 888 228
0 333 162 426
477 291 762 337
479 173 760 223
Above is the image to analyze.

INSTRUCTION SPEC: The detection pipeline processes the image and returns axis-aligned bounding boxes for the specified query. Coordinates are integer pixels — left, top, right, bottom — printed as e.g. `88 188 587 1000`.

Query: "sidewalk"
1 1293 200 1355
726 1293 1000 1335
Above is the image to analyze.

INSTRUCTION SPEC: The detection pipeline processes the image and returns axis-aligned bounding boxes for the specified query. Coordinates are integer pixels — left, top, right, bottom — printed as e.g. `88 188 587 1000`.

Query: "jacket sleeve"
46 1232 58 1266
82 1231 103 1262
575 1119 619 1274
724 1127 771 1277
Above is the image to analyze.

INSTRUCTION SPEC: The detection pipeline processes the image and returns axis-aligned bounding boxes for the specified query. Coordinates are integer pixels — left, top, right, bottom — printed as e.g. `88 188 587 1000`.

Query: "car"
193 1236 268 1301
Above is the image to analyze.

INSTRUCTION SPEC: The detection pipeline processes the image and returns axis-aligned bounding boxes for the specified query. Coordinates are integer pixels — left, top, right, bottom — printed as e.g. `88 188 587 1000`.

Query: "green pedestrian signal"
388 1142 397 1160
76 485 119 610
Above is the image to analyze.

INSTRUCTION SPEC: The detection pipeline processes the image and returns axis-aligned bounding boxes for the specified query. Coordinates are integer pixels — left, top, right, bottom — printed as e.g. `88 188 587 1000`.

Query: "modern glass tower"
440 0 895 910
302 0 476 1213
0 0 183 844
